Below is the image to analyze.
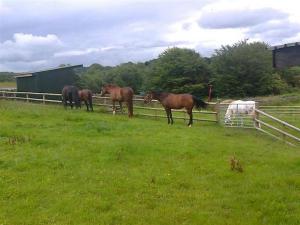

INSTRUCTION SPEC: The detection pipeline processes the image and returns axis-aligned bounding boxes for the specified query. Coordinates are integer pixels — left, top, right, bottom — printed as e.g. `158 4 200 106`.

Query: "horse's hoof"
113 111 116 115
188 124 192 127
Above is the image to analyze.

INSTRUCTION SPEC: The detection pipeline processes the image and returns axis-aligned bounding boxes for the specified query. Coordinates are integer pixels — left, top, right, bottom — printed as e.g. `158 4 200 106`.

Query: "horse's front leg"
169 110 174 124
164 108 170 124
84 100 89 111
70 100 73 109
119 101 123 114
187 109 193 127
112 101 116 115
63 99 67 109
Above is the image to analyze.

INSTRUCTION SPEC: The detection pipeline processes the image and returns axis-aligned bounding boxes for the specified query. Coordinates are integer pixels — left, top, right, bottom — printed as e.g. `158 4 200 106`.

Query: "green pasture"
0 100 300 225
0 82 16 88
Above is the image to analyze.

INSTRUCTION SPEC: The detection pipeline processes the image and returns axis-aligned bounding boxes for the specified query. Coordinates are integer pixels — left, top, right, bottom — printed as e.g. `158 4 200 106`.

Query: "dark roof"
15 64 83 78
269 42 300 50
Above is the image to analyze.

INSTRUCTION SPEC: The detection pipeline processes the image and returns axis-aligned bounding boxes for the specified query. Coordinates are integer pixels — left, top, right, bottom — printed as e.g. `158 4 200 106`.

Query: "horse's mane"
104 84 118 88
150 90 169 97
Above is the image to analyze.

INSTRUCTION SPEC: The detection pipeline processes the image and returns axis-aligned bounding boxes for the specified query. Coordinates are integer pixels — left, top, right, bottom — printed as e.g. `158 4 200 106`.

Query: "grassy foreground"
0 100 299 225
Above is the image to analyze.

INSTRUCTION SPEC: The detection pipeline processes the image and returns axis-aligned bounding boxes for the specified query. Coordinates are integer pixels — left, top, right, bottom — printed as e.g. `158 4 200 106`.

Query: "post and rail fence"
1 90 299 146
0 90 219 123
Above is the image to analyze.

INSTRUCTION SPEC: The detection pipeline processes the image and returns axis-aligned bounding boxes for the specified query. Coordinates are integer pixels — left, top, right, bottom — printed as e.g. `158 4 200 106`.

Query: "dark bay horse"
79 89 93 111
144 91 208 126
100 84 134 117
62 85 81 109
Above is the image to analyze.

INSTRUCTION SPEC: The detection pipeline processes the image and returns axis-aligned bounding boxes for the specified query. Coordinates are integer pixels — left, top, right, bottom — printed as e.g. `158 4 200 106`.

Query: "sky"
1 0 300 72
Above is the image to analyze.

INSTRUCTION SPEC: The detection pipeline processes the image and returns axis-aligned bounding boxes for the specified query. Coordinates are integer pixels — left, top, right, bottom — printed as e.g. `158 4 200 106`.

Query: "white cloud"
0 33 64 71
54 46 122 57
0 0 300 71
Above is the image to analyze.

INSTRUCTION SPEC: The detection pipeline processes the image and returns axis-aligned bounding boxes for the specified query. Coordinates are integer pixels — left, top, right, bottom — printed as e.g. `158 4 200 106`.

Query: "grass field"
0 81 16 88
0 100 300 225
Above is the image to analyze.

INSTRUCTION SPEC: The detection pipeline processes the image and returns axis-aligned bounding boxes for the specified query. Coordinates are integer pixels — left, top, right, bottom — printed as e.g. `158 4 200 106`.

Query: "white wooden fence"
0 90 218 123
1 90 299 145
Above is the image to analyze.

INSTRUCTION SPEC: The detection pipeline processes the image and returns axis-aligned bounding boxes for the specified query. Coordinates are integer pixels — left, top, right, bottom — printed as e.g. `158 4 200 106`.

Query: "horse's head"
144 92 153 104
100 86 108 96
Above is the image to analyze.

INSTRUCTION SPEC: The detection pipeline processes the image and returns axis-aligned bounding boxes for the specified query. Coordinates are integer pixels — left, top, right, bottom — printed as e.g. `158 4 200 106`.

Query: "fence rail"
2 90 300 144
254 109 300 146
0 90 218 123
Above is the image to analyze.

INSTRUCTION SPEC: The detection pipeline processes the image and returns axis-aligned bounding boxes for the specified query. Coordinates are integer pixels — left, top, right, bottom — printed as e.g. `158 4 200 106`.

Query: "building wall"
36 68 78 93
273 45 300 69
16 67 80 93
16 76 38 92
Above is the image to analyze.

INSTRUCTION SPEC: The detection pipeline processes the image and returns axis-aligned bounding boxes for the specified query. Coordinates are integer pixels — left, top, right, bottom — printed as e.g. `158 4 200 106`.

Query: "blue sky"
1 0 300 72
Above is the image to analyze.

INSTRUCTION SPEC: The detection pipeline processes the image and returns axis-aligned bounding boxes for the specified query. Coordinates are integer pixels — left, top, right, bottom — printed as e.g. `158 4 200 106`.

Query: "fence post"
255 102 260 128
43 94 45 104
26 94 29 102
215 101 220 124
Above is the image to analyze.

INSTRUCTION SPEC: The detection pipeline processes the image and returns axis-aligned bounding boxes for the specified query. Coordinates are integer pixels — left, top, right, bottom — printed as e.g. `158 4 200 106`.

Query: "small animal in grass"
230 156 243 172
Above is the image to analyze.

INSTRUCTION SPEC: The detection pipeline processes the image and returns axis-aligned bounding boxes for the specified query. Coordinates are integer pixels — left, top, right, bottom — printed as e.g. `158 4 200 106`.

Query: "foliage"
77 64 110 93
270 73 289 95
148 47 211 96
73 42 299 97
211 40 274 97
77 63 144 93
0 72 15 82
0 101 299 225
280 66 300 88
103 62 145 93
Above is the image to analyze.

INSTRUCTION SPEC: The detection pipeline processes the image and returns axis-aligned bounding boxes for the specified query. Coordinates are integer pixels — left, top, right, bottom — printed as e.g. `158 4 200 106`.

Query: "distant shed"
15 65 83 93
271 42 300 69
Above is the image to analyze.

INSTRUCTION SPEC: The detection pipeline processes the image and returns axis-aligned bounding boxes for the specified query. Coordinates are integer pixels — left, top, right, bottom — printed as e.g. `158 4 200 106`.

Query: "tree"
148 47 211 96
212 40 274 97
103 62 144 93
77 64 109 92
280 66 300 88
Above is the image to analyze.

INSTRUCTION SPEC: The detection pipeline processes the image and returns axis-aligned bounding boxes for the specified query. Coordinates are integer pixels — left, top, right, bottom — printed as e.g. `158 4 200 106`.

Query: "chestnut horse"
79 89 93 111
62 85 81 109
100 84 134 117
144 91 208 126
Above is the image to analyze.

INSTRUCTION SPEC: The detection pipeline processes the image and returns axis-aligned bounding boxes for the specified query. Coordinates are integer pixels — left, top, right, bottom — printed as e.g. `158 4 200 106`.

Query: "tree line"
77 40 300 98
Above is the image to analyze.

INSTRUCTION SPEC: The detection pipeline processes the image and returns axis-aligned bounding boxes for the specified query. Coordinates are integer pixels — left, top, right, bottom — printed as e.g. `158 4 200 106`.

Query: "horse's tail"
193 96 208 109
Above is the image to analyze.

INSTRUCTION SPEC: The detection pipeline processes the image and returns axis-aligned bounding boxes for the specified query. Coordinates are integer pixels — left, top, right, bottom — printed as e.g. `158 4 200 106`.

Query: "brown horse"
144 91 208 126
79 89 93 111
100 84 134 117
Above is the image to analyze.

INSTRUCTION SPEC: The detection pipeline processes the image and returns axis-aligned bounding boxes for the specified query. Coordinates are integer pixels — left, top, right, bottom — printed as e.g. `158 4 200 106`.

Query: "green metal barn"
15 65 83 93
